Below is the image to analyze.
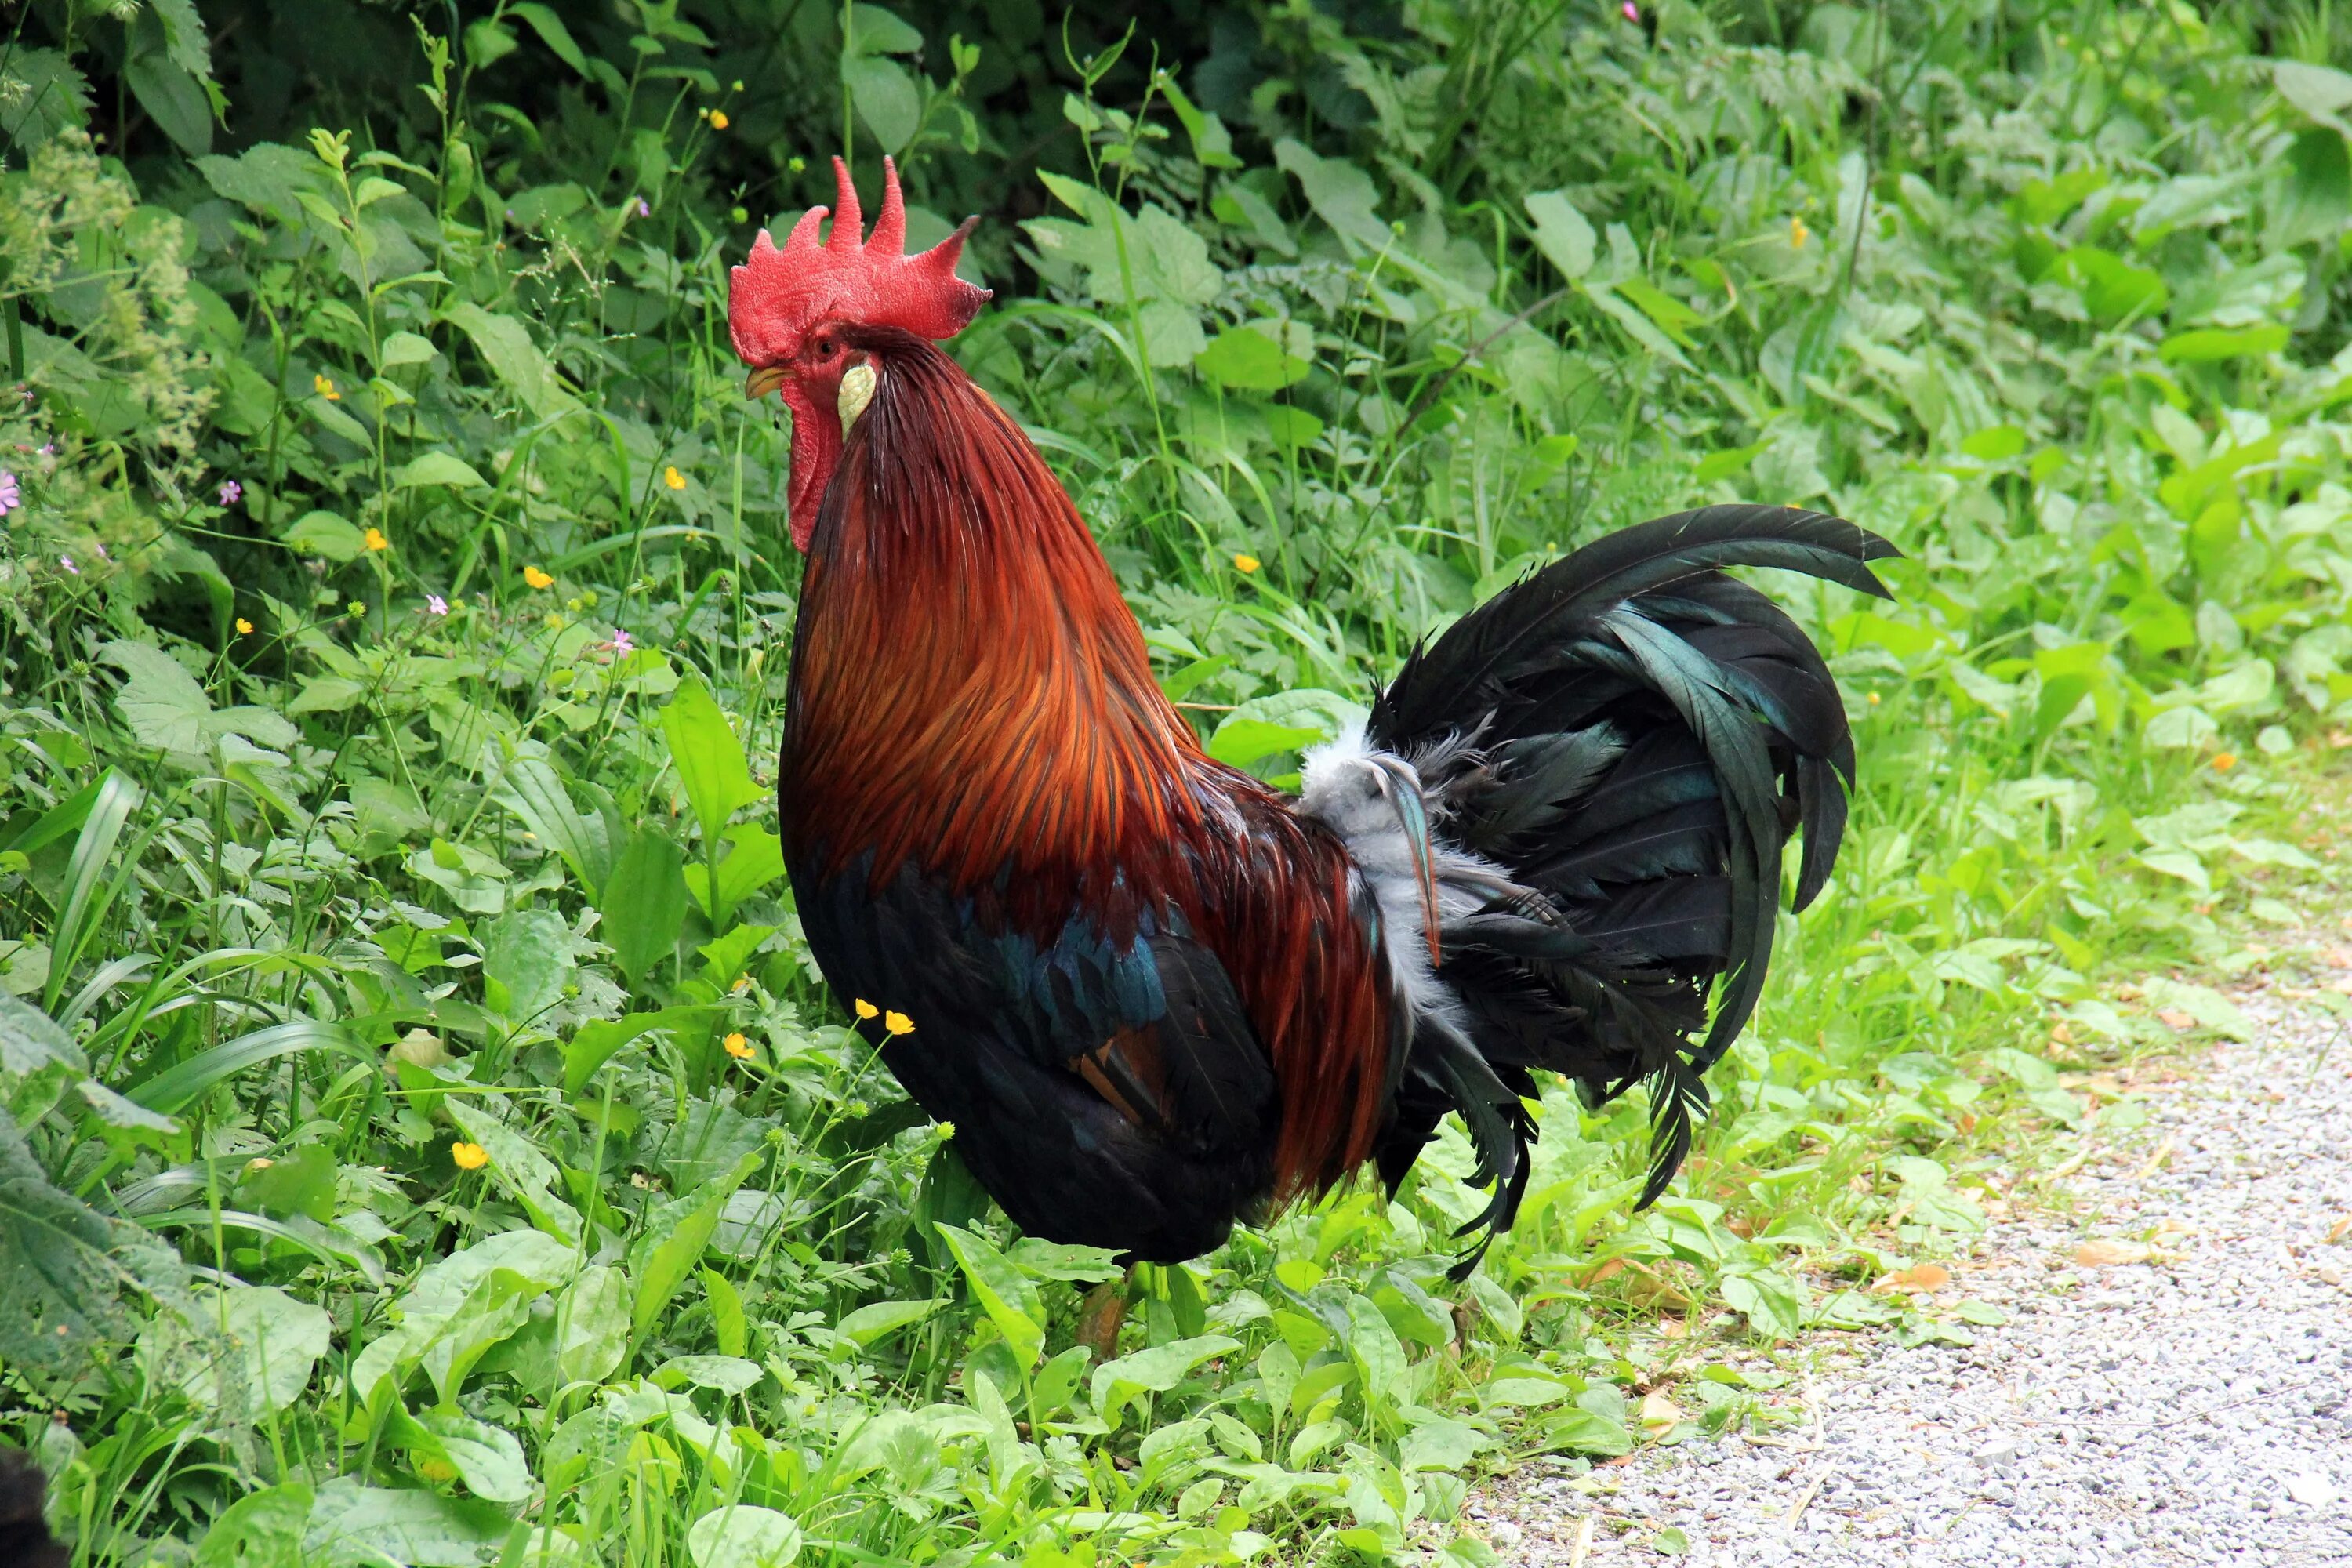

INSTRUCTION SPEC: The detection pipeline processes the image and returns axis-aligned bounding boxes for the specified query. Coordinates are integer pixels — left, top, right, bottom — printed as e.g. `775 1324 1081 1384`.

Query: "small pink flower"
610 627 634 655
1623 0 1639 16
93 542 109 561
36 444 53 457
59 554 77 575
636 198 652 218
426 593 448 615
218 479 242 506
0 470 18 515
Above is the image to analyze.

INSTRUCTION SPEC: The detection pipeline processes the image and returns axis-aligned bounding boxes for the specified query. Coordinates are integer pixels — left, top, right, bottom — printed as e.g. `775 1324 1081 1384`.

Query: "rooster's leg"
1075 1269 1135 1361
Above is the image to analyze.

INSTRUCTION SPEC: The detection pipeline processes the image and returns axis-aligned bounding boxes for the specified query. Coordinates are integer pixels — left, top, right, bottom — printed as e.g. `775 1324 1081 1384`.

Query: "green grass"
5 2 2352 1564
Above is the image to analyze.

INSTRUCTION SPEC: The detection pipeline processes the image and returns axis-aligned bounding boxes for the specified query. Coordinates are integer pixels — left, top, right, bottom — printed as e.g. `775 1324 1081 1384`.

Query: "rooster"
731 160 1896 1278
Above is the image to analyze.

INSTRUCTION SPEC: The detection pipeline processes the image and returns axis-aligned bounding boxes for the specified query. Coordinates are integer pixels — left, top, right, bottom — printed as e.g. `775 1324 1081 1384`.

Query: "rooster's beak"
744 365 789 400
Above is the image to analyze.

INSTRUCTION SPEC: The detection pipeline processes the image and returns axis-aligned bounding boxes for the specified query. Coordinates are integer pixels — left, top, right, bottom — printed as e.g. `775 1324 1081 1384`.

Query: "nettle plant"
0 3 2349 1566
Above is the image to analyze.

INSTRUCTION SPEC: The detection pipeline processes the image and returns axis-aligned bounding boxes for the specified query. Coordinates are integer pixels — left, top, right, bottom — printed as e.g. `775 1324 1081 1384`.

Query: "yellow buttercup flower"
854 998 880 1020
884 1010 914 1036
1790 214 1810 249
723 1032 753 1059
364 526 390 552
664 466 687 491
709 111 730 131
524 564 554 589
314 373 340 401
2212 750 2238 771
1233 554 1260 574
451 1142 488 1171
236 617 255 635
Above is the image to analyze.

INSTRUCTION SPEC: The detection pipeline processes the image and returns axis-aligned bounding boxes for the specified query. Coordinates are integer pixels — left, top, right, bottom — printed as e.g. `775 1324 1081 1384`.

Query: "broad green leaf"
125 53 212 155
1089 1334 1240 1427
2275 59 2352 132
354 1229 576 1397
563 1005 720 1096
835 1297 949 1347
662 679 764 846
445 1101 583 1247
1158 74 1240 168
655 1094 771 1193
138 1288 332 1420
1195 327 1309 392
194 1483 314 1568
442 302 580 424
2275 127 2351 247
1207 722 1324 776
687 1505 803 1568
555 1264 629 1385
99 642 281 757
2054 245 2167 323
1719 1266 1806 1339
702 1268 748 1357
630 1150 764 1340
394 452 490 489
2159 324 2288 363
844 56 920 154
498 759 615 899
0 990 88 1082
601 828 688 989
283 510 368 561
1273 139 1391 252
655 1354 762 1394
378 332 437 368
506 2 590 75
2141 977 2255 1040
935 1221 1047 1368
1614 276 1703 348
481 907 574 1025
302 1478 513 1568
386 1406 532 1504
0 49 92 145
1006 1236 1125 1282
0 1105 191 1375
697 922 775 988
847 3 924 55
1524 190 1596 279
2230 837 2320 869
1585 281 1694 369
682 825 785 921
1399 1415 1487 1473
236 1143 339 1222
1345 1293 1406 1416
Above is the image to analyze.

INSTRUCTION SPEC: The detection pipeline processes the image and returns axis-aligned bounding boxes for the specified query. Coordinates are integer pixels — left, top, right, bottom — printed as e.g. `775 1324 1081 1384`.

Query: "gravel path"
1471 986 2352 1567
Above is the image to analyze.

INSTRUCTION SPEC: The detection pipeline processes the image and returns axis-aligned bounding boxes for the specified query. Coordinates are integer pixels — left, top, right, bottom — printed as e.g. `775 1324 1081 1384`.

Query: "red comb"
728 157 989 367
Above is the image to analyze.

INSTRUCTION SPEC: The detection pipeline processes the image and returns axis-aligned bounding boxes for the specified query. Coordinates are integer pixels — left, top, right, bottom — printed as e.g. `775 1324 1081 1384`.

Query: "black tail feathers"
1370 504 1897 1257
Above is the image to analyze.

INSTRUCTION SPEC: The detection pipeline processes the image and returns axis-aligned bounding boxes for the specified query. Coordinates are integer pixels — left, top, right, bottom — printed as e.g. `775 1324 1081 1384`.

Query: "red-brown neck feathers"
780 334 1200 900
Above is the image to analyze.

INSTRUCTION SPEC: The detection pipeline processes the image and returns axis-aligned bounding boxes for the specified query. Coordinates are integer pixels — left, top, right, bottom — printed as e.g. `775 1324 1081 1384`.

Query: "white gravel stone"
1474 985 2352 1567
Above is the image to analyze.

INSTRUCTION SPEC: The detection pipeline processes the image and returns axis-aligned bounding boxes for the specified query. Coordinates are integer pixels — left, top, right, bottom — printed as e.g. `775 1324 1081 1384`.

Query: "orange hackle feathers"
728 156 990 370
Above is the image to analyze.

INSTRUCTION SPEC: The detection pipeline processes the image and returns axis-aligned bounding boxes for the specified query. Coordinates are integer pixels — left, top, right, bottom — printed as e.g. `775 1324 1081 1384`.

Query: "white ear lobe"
837 362 877 430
